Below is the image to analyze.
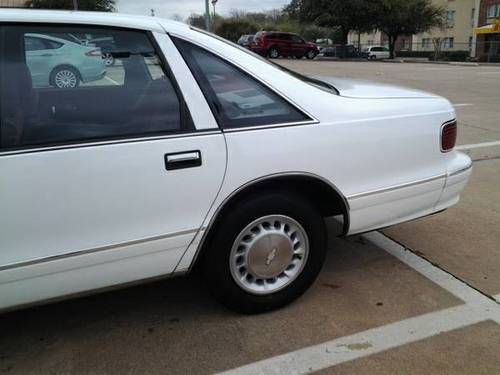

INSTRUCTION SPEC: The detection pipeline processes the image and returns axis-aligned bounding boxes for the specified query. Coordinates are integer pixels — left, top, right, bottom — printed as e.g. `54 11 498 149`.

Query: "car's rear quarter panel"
167 24 458 235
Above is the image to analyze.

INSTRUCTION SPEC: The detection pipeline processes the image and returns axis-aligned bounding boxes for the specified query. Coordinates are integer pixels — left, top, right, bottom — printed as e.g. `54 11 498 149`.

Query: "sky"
116 0 290 20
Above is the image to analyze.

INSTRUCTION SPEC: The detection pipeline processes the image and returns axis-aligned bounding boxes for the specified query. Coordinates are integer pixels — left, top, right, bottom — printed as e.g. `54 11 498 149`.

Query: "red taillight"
85 48 101 57
441 120 457 152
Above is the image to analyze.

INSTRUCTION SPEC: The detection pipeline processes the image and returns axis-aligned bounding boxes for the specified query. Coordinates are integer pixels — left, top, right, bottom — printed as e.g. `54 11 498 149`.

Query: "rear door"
0 25 225 278
290 34 307 56
24 34 60 87
278 33 292 56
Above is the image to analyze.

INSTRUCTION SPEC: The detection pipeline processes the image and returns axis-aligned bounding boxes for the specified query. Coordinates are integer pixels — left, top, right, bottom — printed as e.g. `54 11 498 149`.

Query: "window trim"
0 23 198 153
170 33 318 132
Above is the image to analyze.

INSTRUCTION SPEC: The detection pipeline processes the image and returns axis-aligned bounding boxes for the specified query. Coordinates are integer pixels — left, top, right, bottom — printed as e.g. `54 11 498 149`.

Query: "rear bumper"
346 152 472 235
434 152 473 212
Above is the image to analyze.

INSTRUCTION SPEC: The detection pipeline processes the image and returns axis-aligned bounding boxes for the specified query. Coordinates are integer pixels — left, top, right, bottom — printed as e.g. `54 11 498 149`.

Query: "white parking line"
219 232 500 375
364 232 497 310
457 141 500 150
218 305 484 375
477 71 500 75
104 76 120 86
453 103 473 108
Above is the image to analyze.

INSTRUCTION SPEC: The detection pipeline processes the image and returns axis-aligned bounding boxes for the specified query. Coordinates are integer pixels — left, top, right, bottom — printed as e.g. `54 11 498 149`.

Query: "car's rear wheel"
102 52 115 67
202 192 327 314
306 50 317 60
268 47 280 59
50 66 80 89
369 55 377 60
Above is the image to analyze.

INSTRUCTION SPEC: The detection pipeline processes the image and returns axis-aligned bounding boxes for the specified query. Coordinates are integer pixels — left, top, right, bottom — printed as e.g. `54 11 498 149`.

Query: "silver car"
25 33 106 88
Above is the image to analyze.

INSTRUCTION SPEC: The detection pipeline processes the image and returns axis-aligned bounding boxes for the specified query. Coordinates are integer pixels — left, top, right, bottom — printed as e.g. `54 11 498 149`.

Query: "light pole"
211 0 218 30
205 0 210 31
72 0 78 10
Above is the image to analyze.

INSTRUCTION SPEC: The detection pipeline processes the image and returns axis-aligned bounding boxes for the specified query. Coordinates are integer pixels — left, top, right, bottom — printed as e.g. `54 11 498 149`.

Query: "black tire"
306 50 317 60
102 52 115 67
50 66 80 89
202 192 327 314
268 47 280 59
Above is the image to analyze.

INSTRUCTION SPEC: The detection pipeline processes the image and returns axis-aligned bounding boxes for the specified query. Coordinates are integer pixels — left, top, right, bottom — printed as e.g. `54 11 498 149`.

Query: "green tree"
26 0 115 11
285 0 377 48
215 18 259 42
375 0 444 59
187 13 208 29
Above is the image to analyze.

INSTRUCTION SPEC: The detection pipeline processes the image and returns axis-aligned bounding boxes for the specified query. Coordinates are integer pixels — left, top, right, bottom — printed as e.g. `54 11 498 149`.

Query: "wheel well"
193 175 349 270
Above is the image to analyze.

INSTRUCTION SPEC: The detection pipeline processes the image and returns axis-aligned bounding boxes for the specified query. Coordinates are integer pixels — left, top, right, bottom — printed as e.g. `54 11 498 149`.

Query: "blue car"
25 33 106 88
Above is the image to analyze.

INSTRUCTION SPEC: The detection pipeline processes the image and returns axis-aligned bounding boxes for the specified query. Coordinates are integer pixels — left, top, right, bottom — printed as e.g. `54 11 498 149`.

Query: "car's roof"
258 31 298 36
0 9 190 33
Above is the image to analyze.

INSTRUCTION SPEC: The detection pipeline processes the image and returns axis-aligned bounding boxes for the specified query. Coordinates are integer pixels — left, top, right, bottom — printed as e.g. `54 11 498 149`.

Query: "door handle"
165 151 202 171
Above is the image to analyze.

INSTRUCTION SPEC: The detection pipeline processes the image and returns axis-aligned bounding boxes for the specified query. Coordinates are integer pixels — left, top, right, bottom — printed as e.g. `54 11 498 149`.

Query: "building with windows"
474 0 500 61
412 0 479 56
0 0 27 7
348 0 481 57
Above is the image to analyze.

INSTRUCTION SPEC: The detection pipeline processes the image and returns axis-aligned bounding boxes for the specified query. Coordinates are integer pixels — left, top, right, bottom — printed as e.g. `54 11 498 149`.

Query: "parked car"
87 36 117 66
320 44 359 58
362 45 390 60
25 33 106 88
251 31 319 59
0 10 472 314
237 34 254 48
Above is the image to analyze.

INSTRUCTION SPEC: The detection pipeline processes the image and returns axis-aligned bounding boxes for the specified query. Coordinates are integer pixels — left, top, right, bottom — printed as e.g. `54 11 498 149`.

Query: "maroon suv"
250 31 319 59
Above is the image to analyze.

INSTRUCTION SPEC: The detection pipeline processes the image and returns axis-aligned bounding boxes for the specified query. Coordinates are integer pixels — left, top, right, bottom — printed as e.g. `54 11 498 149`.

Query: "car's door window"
173 38 310 129
0 25 193 150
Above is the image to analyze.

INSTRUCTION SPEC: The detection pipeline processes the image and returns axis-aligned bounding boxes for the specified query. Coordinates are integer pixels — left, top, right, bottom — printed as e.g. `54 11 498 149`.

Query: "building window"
443 37 454 49
422 38 431 50
487 4 500 23
446 10 456 28
401 38 410 50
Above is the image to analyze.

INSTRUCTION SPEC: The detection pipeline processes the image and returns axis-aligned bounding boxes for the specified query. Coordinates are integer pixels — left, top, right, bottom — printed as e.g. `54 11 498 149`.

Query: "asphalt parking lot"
1 61 500 374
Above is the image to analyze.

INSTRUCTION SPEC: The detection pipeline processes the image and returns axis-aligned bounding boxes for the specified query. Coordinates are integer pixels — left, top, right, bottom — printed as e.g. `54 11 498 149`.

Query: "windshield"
190 27 339 95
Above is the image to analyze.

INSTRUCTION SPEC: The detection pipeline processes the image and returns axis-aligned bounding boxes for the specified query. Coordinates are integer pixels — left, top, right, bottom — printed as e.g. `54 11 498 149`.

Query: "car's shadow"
0 220 454 374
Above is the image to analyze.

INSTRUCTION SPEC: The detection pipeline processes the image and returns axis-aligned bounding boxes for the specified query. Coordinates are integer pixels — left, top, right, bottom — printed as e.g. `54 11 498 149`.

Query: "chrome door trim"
0 130 221 157
0 228 198 272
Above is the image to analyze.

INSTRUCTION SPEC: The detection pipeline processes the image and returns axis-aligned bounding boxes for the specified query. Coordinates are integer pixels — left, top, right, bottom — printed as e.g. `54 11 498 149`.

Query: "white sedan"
0 10 472 314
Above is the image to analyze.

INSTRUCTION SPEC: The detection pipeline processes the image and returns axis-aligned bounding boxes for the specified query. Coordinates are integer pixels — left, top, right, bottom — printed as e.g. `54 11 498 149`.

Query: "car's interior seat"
0 62 39 148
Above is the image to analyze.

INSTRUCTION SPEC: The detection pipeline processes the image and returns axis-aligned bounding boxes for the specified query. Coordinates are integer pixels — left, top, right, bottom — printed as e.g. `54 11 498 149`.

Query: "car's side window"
0 25 192 150
173 38 310 129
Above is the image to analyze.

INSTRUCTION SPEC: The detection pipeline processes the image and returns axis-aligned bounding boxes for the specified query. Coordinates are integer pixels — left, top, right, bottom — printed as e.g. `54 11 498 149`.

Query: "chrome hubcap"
229 215 309 295
270 49 278 58
54 70 77 88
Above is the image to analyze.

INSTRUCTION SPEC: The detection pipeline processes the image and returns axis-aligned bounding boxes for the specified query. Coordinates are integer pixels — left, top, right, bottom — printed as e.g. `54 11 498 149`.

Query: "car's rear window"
190 27 338 95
